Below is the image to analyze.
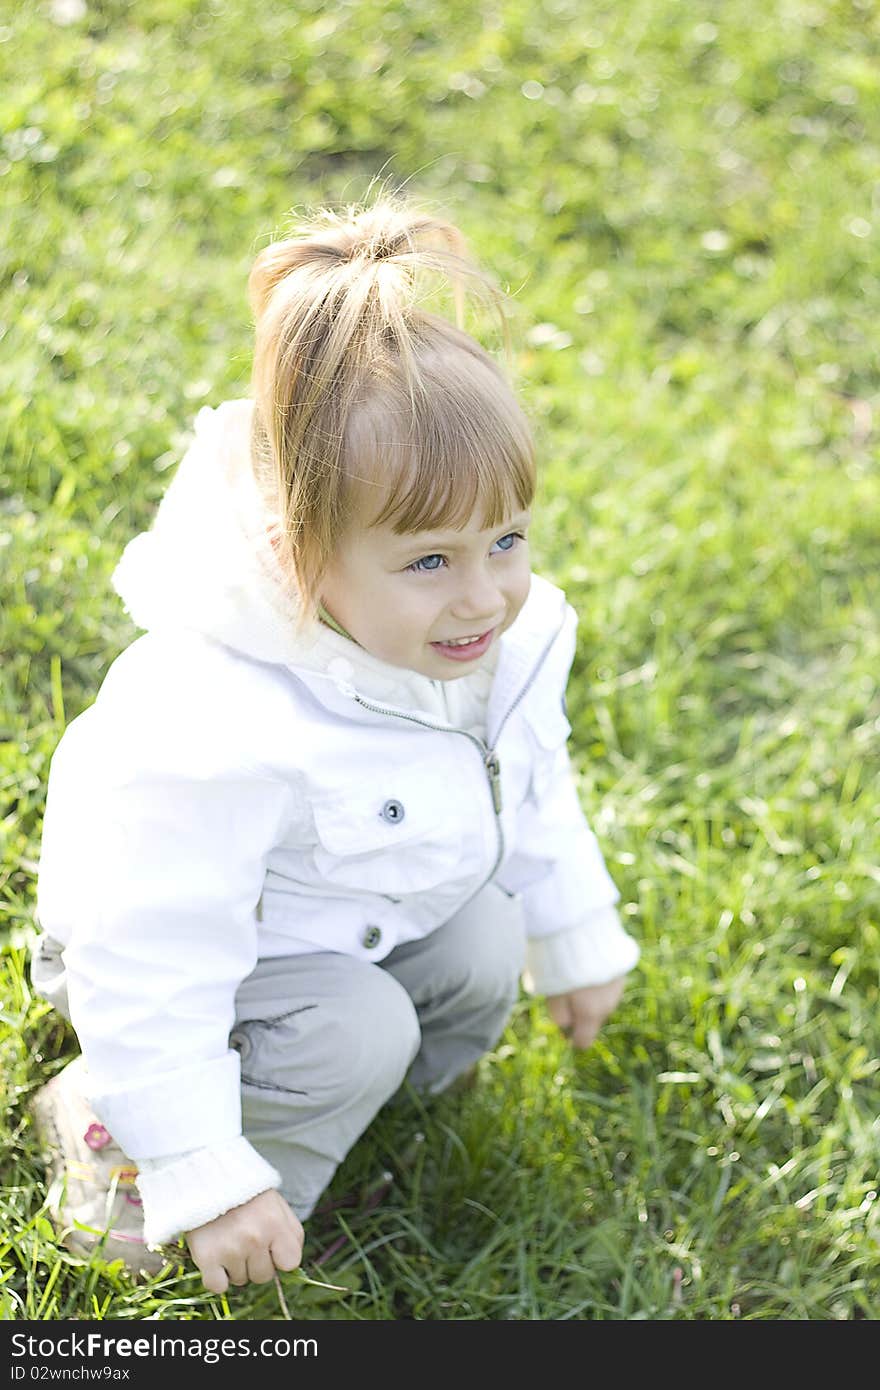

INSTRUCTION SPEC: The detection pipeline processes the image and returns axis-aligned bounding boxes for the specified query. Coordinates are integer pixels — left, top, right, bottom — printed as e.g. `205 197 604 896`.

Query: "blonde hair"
248 188 536 628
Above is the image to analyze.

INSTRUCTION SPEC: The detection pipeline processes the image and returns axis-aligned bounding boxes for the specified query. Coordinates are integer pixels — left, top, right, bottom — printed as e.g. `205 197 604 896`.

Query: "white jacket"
35 399 639 1240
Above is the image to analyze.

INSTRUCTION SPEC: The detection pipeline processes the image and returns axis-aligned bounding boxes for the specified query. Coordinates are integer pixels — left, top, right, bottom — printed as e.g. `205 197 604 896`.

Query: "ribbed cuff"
136 1137 282 1246
523 905 640 996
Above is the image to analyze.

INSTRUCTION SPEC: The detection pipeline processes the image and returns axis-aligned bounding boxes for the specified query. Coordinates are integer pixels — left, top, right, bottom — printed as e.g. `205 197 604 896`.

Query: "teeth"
443 634 483 647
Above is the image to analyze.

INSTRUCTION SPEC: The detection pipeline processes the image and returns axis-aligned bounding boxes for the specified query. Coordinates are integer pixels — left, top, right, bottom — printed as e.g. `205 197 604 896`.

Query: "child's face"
320 506 532 679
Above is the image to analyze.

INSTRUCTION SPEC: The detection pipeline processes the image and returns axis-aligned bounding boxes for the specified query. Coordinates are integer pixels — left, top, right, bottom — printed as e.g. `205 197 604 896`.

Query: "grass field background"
1 0 879 1320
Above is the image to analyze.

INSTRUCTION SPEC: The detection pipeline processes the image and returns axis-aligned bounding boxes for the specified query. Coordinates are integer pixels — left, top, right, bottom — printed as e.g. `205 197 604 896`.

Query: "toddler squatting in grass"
31 191 640 1294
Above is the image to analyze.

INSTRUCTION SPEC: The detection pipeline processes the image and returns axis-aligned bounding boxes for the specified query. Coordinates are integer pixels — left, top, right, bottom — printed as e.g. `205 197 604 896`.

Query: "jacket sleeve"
494 606 640 990
35 648 295 1164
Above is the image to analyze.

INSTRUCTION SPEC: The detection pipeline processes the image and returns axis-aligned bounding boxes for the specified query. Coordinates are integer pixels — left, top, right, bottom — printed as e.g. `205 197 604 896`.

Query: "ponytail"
247 188 534 628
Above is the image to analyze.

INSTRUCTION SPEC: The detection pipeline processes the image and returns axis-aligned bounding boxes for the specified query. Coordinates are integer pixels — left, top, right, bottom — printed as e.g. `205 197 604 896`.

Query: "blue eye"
407 553 446 573
405 531 526 573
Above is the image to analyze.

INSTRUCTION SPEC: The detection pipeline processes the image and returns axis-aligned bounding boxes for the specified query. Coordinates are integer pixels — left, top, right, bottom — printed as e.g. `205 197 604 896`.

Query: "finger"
246 1251 277 1285
571 1021 600 1051
200 1262 229 1296
546 996 574 1034
224 1259 249 1287
271 1229 304 1273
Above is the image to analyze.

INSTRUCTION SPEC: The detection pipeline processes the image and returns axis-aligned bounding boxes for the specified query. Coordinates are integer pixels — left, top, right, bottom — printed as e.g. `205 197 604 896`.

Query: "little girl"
31 193 640 1294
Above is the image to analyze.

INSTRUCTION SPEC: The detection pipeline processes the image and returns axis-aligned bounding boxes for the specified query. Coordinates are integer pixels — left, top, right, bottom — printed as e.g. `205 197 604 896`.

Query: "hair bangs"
343 344 535 537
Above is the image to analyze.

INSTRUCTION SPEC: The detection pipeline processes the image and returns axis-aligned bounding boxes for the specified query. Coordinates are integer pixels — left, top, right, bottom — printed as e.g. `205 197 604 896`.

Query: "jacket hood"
112 399 307 667
111 399 567 719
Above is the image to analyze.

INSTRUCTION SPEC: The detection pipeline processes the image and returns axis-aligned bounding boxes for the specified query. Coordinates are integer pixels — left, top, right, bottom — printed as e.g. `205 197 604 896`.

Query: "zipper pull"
485 751 503 815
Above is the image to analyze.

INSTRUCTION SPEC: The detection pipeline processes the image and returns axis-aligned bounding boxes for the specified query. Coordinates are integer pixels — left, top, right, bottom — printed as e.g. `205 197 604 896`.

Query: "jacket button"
362 924 382 949
381 799 405 824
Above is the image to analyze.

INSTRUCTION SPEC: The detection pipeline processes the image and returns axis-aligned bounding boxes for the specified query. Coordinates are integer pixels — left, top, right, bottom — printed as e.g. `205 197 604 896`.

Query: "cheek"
389 587 438 637
352 581 429 648
509 559 532 613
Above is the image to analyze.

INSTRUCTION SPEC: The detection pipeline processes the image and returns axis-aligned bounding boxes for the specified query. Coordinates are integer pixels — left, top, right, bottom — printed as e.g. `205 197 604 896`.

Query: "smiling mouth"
429 628 496 656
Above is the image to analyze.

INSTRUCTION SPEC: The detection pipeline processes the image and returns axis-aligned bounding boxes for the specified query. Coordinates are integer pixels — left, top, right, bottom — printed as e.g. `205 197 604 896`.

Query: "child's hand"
545 976 627 1050
185 1188 304 1294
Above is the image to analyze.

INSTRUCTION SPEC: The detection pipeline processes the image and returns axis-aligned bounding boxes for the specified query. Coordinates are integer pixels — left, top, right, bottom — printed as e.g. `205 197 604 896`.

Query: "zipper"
347 613 566 907
489 622 565 748
485 751 502 814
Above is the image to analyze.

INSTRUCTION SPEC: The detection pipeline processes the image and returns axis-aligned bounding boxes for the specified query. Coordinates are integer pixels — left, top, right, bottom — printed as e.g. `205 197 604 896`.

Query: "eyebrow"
393 513 532 552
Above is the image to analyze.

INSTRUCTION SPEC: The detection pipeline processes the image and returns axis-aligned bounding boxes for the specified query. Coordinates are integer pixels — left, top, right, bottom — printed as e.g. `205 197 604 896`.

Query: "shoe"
30 1056 180 1277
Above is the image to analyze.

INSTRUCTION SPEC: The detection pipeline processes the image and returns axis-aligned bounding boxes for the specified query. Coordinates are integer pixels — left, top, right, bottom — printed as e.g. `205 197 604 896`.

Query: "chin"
431 660 485 683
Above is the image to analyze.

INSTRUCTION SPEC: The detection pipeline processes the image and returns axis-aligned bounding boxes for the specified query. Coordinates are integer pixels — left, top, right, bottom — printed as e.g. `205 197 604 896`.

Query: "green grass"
2 0 879 1321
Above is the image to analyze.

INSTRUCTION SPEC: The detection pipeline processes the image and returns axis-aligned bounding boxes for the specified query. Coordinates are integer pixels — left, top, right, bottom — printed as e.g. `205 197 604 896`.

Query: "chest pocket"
522 691 572 801
311 762 463 896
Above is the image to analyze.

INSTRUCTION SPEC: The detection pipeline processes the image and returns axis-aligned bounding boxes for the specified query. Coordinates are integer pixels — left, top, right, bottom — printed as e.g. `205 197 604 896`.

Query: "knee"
233 962 421 1114
325 966 421 1104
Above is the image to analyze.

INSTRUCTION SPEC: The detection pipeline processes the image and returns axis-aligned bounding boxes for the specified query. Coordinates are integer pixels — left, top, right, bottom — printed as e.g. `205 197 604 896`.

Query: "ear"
266 523 282 554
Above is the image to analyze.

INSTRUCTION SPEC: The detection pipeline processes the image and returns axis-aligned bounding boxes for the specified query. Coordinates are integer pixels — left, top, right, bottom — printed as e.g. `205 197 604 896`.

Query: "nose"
450 564 506 627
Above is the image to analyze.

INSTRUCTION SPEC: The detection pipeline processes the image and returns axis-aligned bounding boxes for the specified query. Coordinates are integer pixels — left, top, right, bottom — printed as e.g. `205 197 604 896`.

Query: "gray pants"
32 884 526 1221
